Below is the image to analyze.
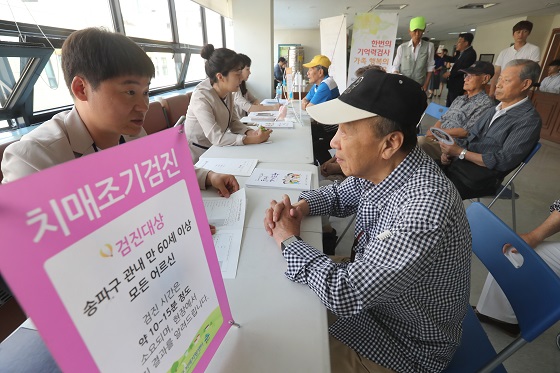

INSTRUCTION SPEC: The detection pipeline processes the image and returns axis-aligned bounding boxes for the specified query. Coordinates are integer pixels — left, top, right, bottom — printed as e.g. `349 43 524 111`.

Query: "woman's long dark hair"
239 54 251 96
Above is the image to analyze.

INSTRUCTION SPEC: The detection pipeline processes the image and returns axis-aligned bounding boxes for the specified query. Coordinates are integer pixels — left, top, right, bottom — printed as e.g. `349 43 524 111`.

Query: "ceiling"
274 0 560 41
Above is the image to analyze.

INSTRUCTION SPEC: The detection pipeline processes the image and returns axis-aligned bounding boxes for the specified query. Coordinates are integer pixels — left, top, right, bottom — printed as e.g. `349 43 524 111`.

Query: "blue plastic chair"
444 202 560 373
485 142 542 232
417 102 449 134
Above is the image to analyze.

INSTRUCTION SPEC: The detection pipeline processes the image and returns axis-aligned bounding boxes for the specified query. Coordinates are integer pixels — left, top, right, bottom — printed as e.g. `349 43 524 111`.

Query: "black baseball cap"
459 61 495 78
306 69 427 127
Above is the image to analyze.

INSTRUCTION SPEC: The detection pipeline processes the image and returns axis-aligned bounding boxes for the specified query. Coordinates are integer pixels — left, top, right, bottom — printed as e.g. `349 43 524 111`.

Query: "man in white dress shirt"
489 20 541 99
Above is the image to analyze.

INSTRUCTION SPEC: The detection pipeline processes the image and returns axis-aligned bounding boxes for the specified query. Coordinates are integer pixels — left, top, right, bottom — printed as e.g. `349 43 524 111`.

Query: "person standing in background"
489 21 541 99
442 33 477 107
392 16 435 92
274 57 287 86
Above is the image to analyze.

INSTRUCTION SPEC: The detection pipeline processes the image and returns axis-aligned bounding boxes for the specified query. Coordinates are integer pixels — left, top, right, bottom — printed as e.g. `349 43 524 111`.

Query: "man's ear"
381 131 404 160
71 76 88 102
521 79 533 92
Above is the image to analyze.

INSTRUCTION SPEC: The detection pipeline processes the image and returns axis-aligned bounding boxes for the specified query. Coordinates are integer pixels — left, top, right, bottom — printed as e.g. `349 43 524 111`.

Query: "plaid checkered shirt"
283 147 472 372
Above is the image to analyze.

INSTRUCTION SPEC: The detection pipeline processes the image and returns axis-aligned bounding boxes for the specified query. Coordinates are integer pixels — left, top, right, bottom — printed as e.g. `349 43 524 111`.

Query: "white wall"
274 29 321 67
231 0 273 100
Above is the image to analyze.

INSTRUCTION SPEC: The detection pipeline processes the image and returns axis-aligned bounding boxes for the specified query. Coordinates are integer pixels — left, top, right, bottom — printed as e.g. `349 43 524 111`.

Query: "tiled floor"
329 90 560 372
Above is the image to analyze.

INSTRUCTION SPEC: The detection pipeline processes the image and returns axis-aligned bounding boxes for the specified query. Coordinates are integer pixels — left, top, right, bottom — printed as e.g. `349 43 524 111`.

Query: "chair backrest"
162 93 192 126
143 101 169 135
417 102 449 133
444 203 560 372
425 102 449 120
467 202 560 342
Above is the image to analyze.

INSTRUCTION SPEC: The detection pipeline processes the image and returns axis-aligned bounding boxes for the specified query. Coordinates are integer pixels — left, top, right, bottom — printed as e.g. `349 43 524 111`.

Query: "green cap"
410 16 426 31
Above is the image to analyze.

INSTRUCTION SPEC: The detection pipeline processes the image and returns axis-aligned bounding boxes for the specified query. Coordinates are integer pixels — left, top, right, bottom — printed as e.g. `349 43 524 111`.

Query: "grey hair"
368 116 417 152
505 59 541 86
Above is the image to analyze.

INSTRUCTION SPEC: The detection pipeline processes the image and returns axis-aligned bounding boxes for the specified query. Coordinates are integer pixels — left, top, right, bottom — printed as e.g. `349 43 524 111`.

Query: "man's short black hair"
550 59 560 67
459 32 474 45
278 57 287 63
513 21 533 33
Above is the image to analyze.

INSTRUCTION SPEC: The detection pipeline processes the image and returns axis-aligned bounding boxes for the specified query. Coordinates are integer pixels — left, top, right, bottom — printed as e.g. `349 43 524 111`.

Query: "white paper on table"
260 121 294 128
195 158 258 176
261 98 288 105
202 188 246 279
248 111 280 118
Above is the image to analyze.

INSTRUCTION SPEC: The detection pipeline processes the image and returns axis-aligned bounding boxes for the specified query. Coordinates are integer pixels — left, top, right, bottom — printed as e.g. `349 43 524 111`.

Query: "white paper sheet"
202 189 246 279
196 158 258 176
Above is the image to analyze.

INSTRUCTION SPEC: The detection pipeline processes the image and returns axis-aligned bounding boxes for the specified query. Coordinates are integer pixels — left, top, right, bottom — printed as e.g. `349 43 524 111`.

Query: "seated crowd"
0 23 551 373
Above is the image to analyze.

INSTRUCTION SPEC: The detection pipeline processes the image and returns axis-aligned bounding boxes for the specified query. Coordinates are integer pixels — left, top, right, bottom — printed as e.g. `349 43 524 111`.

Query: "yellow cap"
410 16 426 31
303 55 332 68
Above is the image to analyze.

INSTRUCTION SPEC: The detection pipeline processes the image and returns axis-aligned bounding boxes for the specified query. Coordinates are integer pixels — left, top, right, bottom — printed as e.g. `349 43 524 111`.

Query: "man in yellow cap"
301 55 340 110
392 16 435 92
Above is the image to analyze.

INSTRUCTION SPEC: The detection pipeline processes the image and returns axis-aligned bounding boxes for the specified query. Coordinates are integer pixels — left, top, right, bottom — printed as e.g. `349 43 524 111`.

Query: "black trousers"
311 122 337 164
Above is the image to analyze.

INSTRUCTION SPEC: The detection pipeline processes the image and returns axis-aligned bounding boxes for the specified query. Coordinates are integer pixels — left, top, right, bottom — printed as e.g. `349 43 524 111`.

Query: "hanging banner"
347 12 399 85
320 15 348 91
0 127 232 373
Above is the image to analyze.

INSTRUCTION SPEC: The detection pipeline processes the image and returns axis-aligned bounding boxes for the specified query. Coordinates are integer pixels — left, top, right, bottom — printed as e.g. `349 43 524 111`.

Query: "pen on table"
174 115 186 127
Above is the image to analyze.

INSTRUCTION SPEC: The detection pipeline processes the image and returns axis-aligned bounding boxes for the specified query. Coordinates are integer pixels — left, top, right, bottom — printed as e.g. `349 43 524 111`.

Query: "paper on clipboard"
429 127 454 145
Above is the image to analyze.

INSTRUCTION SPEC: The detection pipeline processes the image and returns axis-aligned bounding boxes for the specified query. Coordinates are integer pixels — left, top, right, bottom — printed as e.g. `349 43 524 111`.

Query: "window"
224 17 234 49
33 50 73 111
146 51 180 89
120 0 172 42
0 0 113 30
176 0 203 46
185 54 206 83
205 9 223 48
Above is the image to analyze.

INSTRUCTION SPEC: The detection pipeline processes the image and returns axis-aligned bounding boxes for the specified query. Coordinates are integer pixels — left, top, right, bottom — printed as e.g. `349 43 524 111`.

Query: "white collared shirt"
489 97 529 127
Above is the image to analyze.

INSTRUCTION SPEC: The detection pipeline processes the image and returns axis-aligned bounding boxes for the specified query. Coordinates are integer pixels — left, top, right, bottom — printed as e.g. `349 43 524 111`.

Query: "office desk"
205 228 330 373
201 162 322 233
201 115 315 164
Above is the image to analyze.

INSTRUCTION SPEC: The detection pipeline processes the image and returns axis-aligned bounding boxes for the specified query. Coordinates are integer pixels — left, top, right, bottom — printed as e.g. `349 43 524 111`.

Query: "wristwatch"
281 235 302 251
459 148 468 160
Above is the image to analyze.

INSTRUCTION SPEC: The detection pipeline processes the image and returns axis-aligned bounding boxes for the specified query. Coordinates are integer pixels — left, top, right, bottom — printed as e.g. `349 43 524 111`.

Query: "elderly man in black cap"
419 61 495 160
263 70 471 373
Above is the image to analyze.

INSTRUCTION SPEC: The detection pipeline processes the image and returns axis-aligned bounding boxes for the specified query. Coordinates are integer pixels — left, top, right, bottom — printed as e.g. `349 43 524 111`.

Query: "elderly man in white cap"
264 70 471 373
392 16 435 92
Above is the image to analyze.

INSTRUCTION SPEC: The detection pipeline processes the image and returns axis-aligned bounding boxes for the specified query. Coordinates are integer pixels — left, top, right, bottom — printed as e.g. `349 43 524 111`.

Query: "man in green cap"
392 16 435 92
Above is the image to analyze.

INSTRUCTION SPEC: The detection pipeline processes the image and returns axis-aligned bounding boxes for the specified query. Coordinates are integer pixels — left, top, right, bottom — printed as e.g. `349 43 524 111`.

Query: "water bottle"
275 83 282 102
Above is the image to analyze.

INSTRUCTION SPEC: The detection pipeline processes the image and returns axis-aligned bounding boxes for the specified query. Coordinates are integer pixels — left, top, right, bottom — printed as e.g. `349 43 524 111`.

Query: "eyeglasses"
464 73 481 80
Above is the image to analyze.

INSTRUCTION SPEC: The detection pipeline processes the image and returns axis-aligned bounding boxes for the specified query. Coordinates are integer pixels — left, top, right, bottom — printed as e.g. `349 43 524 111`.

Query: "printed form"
202 188 246 279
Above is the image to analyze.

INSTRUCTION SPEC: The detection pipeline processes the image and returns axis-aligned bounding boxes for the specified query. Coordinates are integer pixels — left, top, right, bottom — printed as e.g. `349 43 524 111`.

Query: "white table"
205 228 330 373
201 115 315 164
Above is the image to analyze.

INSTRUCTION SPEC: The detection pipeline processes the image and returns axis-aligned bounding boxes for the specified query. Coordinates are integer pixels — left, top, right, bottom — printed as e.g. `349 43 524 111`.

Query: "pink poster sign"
0 127 232 373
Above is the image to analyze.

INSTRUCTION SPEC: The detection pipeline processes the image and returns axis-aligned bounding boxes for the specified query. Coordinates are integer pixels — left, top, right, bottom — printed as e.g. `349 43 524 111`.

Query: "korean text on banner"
0 127 232 373
347 13 399 85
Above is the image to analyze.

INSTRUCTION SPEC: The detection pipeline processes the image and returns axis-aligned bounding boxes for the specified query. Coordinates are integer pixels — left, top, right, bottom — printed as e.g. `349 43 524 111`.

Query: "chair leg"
511 182 516 232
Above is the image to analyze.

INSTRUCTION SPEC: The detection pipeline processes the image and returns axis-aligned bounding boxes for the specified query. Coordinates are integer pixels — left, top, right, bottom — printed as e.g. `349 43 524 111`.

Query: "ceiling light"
375 4 408 10
458 3 498 9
